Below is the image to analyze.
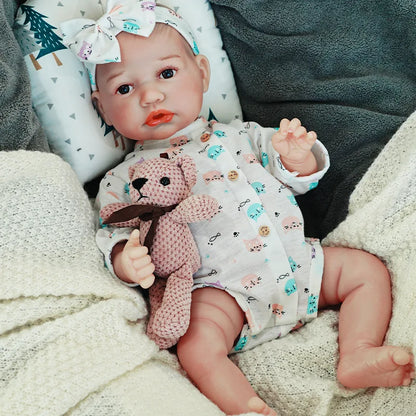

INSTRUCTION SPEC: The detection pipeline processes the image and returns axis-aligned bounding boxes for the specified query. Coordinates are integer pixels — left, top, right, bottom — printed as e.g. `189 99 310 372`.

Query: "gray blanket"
0 0 48 151
209 0 416 238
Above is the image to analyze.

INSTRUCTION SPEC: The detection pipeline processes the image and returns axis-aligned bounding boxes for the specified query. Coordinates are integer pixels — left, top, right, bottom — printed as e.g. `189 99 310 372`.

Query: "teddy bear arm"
167 194 219 224
100 203 141 228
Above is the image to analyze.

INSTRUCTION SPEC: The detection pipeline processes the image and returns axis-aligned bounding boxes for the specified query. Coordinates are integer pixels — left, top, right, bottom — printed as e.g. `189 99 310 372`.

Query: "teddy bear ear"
128 163 141 179
176 155 197 189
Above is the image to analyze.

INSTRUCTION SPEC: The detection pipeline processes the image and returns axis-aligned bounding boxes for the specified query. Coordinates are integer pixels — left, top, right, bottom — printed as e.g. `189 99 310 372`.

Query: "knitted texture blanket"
1 106 416 415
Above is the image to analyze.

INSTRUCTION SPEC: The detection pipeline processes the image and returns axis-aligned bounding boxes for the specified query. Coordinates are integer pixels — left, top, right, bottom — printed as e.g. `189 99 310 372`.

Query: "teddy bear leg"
152 264 194 341
146 280 182 349
146 279 169 345
147 330 179 350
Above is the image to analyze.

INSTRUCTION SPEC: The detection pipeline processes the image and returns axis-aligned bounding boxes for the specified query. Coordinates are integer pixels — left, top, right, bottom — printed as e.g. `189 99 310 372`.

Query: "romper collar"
134 117 208 151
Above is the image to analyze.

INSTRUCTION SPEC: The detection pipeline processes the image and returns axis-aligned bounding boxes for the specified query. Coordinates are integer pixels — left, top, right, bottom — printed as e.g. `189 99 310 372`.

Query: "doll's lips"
145 110 174 127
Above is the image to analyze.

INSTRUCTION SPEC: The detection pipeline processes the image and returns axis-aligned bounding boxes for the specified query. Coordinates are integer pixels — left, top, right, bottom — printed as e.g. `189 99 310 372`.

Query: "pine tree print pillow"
14 0 242 184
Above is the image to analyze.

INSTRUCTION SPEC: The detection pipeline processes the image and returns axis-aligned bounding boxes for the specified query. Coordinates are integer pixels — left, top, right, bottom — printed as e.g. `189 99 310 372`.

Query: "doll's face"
92 25 210 142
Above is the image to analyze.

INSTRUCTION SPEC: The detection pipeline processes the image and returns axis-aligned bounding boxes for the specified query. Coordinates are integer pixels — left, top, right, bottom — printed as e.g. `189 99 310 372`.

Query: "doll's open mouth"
145 110 174 127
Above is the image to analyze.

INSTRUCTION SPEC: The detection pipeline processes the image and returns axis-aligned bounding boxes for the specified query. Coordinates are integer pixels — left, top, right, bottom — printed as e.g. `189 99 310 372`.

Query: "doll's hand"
272 118 317 175
119 229 155 288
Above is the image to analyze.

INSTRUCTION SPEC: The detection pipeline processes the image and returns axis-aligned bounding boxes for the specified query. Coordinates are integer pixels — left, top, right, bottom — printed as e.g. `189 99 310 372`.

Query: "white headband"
61 0 199 90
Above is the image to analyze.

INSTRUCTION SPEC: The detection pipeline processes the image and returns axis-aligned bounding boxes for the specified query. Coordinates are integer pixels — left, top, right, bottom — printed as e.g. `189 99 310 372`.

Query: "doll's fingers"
132 253 153 269
134 262 156 279
306 131 317 145
278 118 291 137
287 118 301 133
126 245 149 262
125 231 148 258
279 118 290 129
292 125 307 139
271 131 289 155
139 274 155 289
126 229 142 248
129 261 155 286
272 130 285 144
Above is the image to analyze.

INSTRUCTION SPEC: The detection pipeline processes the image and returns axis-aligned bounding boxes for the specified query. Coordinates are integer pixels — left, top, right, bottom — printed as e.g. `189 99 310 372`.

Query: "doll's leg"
320 247 414 389
177 288 276 416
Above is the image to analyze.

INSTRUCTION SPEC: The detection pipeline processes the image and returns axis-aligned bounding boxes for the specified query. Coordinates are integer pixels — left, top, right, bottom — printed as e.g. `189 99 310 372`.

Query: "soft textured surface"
0 150 230 416
0 0 48 151
1 109 416 415
208 0 416 239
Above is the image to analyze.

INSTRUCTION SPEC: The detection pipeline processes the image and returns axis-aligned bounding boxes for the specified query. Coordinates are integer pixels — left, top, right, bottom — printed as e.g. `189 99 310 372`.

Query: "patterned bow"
61 0 157 64
103 203 178 252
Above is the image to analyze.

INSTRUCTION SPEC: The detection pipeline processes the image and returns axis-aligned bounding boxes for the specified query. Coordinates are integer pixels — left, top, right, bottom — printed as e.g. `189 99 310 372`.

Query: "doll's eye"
160 177 170 186
159 68 176 79
117 84 132 95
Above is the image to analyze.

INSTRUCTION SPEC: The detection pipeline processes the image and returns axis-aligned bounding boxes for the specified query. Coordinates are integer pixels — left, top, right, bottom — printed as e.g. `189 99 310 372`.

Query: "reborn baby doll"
62 2 414 415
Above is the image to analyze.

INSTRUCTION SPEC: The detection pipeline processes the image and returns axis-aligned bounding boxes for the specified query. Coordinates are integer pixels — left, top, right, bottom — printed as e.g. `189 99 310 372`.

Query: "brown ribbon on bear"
103 203 178 251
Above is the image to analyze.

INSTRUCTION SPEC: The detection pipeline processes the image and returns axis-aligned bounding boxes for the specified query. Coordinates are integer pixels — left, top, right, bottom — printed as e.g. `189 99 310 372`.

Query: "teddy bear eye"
160 176 170 186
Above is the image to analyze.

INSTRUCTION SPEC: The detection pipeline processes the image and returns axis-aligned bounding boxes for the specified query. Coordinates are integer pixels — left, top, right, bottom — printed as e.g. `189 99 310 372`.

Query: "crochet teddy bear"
100 155 219 349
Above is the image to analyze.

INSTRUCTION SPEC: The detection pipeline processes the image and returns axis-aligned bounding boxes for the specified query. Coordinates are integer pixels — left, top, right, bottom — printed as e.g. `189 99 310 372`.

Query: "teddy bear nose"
132 177 148 191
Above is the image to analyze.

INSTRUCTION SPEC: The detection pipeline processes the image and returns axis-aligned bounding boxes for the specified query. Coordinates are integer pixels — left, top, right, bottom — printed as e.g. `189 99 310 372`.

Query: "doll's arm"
111 229 155 288
168 194 219 224
271 118 318 176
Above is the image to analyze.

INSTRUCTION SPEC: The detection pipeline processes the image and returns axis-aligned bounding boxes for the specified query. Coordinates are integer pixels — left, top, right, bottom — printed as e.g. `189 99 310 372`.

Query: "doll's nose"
140 83 165 106
132 177 148 191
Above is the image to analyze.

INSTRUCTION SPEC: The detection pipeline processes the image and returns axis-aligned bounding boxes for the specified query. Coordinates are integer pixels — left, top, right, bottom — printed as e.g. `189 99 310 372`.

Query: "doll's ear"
195 54 210 93
176 155 197 189
91 90 113 126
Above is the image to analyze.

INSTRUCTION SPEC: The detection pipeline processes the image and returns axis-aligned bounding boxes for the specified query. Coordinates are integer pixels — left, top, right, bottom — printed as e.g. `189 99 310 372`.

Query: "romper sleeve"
229 119 330 196
95 166 140 287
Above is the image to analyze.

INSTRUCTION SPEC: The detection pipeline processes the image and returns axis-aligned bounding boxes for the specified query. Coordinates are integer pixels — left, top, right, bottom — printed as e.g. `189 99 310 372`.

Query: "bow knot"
61 0 156 64
104 202 178 252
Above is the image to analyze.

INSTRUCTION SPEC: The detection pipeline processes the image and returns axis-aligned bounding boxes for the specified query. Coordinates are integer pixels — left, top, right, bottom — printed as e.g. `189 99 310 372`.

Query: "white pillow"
14 0 242 184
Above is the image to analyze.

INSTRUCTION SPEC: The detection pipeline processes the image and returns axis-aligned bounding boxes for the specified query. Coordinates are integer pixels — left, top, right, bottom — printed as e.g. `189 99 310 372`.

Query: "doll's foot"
247 397 277 416
337 346 414 389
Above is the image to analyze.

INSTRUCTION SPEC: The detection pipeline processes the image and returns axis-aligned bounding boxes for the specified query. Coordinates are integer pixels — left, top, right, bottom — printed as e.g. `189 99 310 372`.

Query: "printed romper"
96 117 330 352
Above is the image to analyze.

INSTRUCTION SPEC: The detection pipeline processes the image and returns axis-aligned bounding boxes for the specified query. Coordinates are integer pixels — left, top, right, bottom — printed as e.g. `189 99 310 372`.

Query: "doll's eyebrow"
159 54 181 61
104 71 125 84
103 56 182 84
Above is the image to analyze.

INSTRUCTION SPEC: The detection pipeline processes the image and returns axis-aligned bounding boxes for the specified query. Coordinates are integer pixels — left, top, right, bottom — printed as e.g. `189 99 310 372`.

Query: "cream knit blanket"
1 110 416 415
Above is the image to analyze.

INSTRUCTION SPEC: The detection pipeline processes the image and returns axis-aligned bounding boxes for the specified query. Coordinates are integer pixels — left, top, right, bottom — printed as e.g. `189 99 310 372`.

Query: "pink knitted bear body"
100 155 219 349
